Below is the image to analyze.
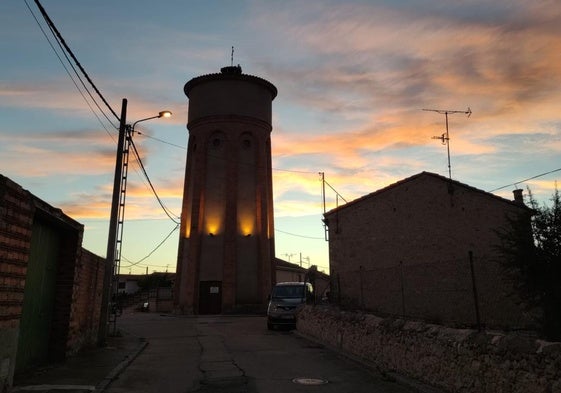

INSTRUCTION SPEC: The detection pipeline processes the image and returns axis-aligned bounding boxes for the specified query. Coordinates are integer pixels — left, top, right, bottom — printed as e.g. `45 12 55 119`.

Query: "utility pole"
97 100 171 345
98 98 127 346
422 107 471 179
320 172 327 241
299 252 310 268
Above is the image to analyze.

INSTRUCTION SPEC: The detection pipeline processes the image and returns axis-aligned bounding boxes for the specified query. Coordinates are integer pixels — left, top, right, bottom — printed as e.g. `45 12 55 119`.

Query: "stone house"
324 171 535 330
0 174 106 391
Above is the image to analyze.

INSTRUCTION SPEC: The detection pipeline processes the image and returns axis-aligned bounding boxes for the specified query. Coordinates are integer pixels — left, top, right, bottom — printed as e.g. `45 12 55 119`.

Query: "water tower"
174 65 277 314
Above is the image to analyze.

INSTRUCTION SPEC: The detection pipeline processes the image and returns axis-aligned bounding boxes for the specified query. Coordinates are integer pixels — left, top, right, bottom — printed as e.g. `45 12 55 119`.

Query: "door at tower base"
199 281 222 314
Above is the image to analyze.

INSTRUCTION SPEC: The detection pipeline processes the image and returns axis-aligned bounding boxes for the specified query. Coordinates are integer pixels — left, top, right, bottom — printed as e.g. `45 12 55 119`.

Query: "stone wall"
297 306 561 393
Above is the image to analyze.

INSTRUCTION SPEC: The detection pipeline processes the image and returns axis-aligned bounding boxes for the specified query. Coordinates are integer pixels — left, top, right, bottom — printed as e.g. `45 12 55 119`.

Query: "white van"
266 282 313 330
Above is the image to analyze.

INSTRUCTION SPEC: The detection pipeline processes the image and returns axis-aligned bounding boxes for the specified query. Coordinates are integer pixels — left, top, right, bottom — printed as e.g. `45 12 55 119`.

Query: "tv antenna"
422 107 472 179
283 253 295 262
231 46 234 66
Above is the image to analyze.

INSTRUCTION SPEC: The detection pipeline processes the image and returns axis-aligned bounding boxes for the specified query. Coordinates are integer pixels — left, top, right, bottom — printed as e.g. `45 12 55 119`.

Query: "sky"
1 0 560 275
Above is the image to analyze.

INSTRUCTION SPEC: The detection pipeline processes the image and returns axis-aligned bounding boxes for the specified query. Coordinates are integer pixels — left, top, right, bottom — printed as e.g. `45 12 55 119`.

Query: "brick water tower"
174 65 277 314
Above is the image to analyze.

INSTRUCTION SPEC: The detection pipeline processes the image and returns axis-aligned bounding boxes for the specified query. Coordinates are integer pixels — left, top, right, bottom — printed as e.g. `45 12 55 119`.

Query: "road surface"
105 312 421 393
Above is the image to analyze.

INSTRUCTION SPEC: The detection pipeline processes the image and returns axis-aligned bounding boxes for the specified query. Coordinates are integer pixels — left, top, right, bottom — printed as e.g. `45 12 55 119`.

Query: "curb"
95 339 148 392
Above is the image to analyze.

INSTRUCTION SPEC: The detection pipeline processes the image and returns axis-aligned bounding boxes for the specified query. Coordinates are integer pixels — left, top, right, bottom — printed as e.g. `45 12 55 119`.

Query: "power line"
44 12 118 130
275 228 325 240
121 224 180 267
27 1 184 275
134 134 319 175
119 259 176 272
323 178 348 203
129 137 180 224
32 0 120 122
136 132 187 150
488 167 561 193
24 0 117 135
203 151 319 175
207 150 319 174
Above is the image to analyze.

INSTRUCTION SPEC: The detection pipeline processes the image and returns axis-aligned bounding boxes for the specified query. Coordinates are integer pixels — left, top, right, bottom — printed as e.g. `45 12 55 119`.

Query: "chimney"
513 189 524 205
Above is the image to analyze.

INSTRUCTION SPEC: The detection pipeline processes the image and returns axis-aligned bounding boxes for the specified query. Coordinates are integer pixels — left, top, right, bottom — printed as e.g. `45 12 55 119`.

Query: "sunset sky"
1 1 560 274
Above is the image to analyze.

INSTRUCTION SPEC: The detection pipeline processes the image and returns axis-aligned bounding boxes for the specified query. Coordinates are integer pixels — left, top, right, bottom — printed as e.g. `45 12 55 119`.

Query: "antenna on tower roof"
231 46 234 67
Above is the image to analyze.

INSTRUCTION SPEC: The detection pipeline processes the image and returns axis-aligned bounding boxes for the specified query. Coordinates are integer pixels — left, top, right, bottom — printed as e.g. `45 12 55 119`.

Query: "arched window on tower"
237 132 256 236
203 131 227 235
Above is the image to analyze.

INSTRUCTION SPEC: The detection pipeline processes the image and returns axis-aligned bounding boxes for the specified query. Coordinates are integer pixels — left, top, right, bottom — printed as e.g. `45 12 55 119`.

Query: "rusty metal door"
16 219 60 372
198 281 222 314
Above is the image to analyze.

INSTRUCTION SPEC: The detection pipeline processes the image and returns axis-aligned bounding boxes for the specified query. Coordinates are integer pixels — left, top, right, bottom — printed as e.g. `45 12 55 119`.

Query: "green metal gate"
16 219 60 372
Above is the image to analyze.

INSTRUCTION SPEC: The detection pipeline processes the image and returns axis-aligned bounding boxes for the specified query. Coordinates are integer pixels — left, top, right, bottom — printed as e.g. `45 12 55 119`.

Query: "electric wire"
275 228 325 240
27 0 390 266
114 121 561 205
488 167 561 193
119 257 172 271
24 0 117 136
130 141 180 224
129 137 181 224
206 152 318 174
42 12 118 132
26 0 190 269
23 0 561 267
134 133 319 175
44 15 117 131
133 132 345 239
33 0 120 122
121 223 180 267
136 132 188 150
323 179 348 203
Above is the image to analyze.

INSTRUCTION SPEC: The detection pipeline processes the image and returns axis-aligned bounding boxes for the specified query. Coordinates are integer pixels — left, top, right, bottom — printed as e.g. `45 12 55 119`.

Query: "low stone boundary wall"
297 306 561 393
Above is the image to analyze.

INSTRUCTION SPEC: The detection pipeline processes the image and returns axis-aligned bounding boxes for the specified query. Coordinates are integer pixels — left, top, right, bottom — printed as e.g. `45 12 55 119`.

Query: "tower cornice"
187 114 273 133
184 71 277 100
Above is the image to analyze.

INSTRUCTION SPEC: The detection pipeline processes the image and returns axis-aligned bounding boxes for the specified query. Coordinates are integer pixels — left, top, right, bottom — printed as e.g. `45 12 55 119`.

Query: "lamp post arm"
131 111 171 131
132 115 159 131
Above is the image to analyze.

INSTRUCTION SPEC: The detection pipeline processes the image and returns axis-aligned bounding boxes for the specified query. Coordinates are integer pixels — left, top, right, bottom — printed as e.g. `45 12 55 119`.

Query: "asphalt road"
105 312 420 393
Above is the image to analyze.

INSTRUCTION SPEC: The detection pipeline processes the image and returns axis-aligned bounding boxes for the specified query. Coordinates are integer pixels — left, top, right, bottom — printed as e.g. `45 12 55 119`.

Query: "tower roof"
184 66 277 99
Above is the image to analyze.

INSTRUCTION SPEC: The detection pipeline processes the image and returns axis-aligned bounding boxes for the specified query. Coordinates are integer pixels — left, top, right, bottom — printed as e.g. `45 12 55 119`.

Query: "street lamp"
132 110 172 130
98 98 172 344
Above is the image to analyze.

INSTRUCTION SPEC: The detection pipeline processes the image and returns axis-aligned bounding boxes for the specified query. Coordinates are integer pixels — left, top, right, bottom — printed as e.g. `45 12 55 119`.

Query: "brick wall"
325 172 536 330
0 174 107 391
0 175 34 391
297 306 561 393
67 248 105 355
